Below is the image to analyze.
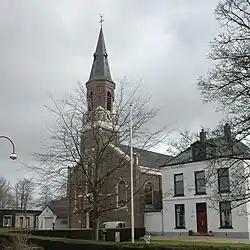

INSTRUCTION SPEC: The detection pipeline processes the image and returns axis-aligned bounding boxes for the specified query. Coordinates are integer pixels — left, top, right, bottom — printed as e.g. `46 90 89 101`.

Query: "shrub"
24 228 145 242
103 228 145 242
29 229 93 240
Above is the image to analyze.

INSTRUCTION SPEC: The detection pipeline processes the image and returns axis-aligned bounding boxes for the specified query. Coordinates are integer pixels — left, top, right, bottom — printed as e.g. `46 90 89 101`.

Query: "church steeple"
88 27 113 82
86 19 115 114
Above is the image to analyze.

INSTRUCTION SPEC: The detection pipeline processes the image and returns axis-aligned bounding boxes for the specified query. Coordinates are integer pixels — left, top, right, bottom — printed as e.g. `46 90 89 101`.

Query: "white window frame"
3 215 12 227
116 179 128 210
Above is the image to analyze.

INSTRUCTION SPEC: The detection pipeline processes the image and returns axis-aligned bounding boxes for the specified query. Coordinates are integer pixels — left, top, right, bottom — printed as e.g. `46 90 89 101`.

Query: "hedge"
25 228 145 241
1 235 250 250
29 238 243 250
10 237 250 250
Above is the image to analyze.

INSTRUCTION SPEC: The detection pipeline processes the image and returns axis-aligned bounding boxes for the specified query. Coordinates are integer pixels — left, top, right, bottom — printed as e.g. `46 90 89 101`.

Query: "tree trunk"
92 207 99 240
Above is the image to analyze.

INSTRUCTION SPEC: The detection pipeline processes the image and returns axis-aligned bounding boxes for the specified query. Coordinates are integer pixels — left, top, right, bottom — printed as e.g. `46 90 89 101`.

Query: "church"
67 23 172 229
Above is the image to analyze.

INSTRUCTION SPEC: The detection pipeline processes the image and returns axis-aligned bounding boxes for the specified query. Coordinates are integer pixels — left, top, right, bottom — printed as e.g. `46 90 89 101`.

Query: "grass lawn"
0 228 13 233
146 240 250 248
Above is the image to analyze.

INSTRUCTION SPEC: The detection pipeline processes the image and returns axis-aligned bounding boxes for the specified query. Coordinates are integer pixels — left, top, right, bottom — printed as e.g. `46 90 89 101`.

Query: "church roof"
48 198 68 218
88 27 113 83
119 144 173 169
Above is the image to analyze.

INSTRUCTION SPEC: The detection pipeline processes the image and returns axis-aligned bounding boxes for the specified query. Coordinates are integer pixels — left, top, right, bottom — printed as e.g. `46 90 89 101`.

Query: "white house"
38 198 68 230
159 125 250 239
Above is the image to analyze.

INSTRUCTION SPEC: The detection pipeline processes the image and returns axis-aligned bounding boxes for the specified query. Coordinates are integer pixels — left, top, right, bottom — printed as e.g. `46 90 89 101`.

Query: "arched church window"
107 91 112 111
144 182 154 205
90 92 93 110
117 179 127 208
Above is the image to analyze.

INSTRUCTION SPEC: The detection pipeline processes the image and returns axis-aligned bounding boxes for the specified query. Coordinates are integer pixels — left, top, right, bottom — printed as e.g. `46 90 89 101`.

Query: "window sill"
174 227 186 229
194 192 207 195
173 195 185 197
219 227 233 229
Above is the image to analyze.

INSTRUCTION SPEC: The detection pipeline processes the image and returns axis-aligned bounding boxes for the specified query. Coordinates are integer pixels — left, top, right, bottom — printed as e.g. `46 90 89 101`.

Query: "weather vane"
99 13 104 27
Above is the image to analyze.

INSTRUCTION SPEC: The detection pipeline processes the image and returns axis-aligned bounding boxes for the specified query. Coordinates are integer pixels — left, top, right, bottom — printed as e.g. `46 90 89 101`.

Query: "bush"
102 228 145 242
24 228 145 242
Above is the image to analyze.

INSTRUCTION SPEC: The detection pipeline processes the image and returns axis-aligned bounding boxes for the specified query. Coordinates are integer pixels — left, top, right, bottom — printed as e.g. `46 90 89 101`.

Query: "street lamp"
129 104 135 243
0 136 17 160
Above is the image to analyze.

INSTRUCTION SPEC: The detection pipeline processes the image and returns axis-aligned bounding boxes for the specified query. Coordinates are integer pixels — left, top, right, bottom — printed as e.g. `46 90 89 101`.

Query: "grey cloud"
0 0 220 183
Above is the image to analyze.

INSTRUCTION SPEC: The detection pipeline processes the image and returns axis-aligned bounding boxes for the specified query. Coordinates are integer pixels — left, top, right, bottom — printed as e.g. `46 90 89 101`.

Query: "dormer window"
192 142 206 161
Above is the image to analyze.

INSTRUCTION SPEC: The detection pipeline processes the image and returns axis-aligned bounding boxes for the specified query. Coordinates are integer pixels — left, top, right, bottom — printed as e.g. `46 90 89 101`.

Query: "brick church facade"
67 25 172 229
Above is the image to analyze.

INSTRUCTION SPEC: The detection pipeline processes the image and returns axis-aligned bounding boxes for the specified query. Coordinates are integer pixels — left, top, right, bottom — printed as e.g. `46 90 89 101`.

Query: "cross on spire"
88 15 113 83
99 14 104 28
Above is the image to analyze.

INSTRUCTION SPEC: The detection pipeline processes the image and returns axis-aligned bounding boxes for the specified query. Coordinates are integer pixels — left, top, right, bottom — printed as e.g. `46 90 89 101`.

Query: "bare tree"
14 178 34 211
0 177 14 208
166 129 199 156
198 0 250 142
196 0 250 207
37 185 54 209
34 81 170 239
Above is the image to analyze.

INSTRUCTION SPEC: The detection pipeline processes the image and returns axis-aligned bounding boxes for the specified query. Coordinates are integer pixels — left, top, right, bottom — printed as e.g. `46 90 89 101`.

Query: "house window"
107 91 112 111
26 217 30 228
117 179 127 208
219 201 232 228
36 217 39 229
195 171 206 194
144 182 154 205
19 217 24 227
218 168 230 193
3 215 12 227
175 204 185 228
174 174 184 196
61 220 68 225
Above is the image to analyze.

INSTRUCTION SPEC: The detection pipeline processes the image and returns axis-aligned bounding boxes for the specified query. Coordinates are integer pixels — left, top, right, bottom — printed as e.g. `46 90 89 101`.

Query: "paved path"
152 235 250 244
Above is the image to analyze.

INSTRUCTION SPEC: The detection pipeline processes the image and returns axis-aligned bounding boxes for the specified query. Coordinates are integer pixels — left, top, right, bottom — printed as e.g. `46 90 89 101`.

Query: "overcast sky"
0 0 222 184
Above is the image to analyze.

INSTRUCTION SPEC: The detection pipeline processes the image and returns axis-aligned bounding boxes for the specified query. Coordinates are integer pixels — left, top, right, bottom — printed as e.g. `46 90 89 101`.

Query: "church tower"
86 25 115 114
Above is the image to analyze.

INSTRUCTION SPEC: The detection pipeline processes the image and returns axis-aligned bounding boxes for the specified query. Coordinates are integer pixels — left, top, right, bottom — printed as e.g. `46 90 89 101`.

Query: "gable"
48 198 68 218
38 206 56 218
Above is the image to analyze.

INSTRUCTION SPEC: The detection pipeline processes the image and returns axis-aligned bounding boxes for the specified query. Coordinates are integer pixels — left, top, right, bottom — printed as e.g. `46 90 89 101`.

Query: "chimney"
199 128 207 142
224 123 232 141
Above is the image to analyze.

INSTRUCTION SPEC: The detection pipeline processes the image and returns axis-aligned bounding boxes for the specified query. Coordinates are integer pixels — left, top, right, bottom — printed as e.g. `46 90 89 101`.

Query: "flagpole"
130 104 135 243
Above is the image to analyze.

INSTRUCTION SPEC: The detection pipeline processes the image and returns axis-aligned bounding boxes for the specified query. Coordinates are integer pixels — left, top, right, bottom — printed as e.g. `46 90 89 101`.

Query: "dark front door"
196 203 207 233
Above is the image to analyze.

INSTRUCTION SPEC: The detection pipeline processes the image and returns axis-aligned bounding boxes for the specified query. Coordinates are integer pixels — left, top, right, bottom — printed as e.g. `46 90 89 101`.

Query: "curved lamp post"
0 136 17 160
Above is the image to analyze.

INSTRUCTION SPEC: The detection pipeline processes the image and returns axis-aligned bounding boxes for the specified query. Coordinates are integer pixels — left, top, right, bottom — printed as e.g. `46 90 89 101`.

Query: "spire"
88 25 113 82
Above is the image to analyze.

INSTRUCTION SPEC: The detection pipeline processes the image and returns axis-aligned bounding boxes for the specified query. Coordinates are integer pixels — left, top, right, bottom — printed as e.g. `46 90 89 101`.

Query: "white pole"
130 104 135 243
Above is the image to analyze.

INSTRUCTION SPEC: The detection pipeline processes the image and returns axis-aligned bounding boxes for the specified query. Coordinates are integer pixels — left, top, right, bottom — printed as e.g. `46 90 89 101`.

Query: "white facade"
38 206 68 230
159 160 250 238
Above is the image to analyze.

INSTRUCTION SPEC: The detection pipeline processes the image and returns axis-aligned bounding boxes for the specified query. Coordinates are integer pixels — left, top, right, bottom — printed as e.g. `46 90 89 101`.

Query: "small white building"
159 125 250 239
38 198 68 230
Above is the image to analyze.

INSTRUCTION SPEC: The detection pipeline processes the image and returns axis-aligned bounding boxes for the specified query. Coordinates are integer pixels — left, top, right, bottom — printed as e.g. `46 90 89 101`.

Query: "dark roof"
0 208 42 213
48 198 68 218
119 144 173 169
163 137 250 167
88 27 113 83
